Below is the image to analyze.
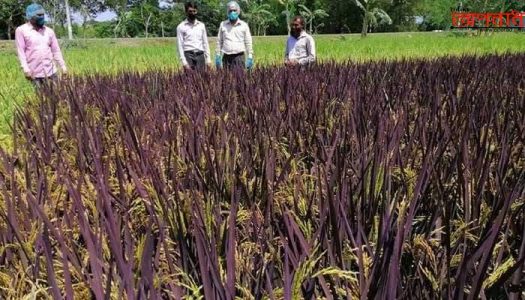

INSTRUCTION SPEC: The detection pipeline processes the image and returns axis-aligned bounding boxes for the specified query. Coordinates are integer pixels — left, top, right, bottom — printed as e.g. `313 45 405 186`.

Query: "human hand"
246 57 254 70
215 54 222 68
285 60 298 67
24 71 33 80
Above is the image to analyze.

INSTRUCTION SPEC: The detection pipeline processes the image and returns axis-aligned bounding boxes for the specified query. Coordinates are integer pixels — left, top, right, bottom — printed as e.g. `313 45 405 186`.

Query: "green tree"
279 0 301 35
0 0 31 40
386 0 419 32
298 3 328 33
40 0 74 39
417 0 459 30
77 0 106 38
315 0 363 33
158 6 183 37
92 21 115 38
40 0 76 38
352 0 392 37
136 2 159 37
243 1 277 36
105 0 129 37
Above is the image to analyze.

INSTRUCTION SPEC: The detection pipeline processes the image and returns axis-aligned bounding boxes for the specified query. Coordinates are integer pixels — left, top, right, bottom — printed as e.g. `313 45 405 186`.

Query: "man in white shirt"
215 1 254 69
176 1 211 70
285 16 316 66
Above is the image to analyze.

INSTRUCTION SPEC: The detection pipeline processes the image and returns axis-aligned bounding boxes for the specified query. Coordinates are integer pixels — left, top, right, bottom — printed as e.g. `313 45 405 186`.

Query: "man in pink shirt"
15 4 67 85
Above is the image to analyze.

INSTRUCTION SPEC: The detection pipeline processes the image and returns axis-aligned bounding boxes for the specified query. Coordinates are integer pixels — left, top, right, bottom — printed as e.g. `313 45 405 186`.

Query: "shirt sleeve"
216 22 223 56
15 27 31 74
284 38 290 62
176 24 188 66
299 36 316 65
202 24 211 64
244 23 253 59
50 30 67 71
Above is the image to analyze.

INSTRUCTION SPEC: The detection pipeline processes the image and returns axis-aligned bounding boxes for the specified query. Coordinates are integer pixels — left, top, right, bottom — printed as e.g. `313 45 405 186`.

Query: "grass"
1 31 525 144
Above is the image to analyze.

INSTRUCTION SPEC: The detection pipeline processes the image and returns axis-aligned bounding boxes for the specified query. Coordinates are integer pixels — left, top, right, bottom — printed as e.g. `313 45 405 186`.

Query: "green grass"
1 31 525 145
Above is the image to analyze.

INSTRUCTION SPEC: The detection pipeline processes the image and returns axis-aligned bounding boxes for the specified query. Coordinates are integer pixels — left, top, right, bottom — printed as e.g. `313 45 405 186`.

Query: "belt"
184 50 204 55
223 52 245 57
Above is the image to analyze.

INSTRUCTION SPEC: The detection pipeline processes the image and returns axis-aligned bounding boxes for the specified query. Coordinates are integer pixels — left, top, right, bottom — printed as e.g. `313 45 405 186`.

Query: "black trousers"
222 52 245 69
184 51 206 70
32 74 57 89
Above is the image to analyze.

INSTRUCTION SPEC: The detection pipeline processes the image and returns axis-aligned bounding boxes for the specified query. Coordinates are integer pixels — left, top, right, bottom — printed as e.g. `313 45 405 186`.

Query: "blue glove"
246 57 254 70
215 54 222 68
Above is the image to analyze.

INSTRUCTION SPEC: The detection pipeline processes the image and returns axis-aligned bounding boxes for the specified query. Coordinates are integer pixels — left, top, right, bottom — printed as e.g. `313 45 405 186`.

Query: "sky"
94 10 117 22
70 1 173 23
71 10 117 24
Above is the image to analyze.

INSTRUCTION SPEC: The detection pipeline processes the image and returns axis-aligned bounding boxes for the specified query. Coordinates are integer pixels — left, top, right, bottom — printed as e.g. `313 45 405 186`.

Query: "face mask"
228 11 239 22
35 16 45 27
188 14 197 21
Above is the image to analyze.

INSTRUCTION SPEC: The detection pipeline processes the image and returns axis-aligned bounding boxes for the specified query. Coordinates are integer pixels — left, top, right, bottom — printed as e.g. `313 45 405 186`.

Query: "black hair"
185 1 198 11
292 15 305 26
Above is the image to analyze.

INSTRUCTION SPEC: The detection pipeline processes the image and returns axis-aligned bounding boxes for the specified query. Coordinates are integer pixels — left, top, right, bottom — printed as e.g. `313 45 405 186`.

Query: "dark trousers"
184 51 206 70
222 52 245 69
32 74 57 89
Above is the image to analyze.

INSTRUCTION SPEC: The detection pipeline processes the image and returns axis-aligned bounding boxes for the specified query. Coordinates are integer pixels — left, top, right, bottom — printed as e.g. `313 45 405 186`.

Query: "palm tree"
352 0 392 37
243 1 276 36
298 4 328 34
279 0 298 35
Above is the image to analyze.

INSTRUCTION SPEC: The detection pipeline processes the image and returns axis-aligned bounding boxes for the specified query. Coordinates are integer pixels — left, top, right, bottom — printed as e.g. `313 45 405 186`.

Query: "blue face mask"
35 16 45 27
228 11 239 22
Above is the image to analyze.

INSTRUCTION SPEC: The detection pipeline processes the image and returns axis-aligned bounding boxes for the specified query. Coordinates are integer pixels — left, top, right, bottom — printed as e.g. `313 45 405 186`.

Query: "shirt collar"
228 19 242 26
185 19 200 25
28 23 46 32
290 31 307 40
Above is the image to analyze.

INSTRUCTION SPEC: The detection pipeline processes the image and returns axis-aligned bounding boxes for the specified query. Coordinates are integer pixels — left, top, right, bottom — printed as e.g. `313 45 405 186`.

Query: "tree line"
1 0 525 40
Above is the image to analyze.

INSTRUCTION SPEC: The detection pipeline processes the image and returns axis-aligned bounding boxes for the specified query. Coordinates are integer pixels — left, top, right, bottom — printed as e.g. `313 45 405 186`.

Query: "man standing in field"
15 3 67 86
285 16 316 66
215 1 254 70
176 1 211 70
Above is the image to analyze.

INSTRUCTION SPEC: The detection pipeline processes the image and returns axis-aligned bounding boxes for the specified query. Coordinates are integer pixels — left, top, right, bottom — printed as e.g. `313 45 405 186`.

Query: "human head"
26 3 46 28
226 1 240 22
291 16 305 38
185 1 198 22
